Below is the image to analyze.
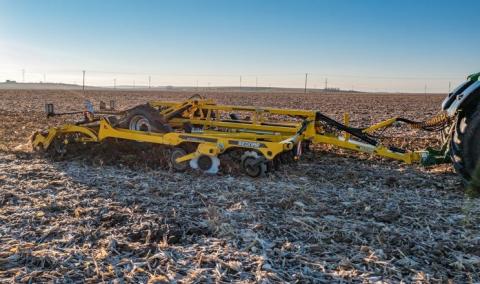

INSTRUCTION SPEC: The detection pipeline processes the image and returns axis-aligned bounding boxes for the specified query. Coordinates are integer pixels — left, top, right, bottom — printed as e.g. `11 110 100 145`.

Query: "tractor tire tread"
451 105 480 181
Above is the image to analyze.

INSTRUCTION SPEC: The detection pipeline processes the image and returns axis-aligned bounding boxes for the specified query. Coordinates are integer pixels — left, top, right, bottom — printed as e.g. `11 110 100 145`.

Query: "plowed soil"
1 89 479 283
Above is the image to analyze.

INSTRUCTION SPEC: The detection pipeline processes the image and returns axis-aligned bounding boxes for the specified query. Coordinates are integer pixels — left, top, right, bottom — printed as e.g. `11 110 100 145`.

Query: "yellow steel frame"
32 119 295 164
31 125 98 150
32 98 425 166
149 99 424 164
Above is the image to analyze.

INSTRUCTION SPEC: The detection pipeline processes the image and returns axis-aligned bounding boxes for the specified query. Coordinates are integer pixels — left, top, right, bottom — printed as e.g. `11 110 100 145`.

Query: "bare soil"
0 89 479 283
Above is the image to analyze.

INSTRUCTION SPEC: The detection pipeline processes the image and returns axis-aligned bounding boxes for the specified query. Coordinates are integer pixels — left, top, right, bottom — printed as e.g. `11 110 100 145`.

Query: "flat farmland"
0 89 479 283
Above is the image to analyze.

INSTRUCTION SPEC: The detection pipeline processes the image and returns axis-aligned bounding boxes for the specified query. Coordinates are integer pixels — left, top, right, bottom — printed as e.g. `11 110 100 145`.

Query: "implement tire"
118 104 172 133
450 106 480 181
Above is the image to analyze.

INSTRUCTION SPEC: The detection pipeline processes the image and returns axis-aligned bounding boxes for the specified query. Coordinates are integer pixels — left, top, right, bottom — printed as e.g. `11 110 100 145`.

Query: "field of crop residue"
1 89 479 283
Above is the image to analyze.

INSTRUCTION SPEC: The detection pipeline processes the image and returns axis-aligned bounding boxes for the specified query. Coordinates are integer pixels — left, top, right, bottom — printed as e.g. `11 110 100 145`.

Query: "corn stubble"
0 89 478 282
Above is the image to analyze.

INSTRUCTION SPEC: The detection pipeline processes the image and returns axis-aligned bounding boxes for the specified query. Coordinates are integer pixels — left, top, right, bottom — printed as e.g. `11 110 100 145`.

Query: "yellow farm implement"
31 94 448 177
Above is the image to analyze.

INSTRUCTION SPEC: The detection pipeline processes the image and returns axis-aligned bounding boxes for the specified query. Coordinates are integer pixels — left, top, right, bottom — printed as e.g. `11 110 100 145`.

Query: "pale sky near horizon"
0 0 478 92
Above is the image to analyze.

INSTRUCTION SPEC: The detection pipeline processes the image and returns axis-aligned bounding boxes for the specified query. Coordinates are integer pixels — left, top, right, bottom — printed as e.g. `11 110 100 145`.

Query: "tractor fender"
443 80 480 116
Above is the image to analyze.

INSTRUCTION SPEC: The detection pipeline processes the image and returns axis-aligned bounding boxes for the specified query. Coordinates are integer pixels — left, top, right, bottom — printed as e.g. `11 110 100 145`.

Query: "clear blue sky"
0 0 478 92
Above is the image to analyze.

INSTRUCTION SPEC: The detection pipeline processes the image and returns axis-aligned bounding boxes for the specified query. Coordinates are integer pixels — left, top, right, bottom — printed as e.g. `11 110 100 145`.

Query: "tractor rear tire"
450 106 480 181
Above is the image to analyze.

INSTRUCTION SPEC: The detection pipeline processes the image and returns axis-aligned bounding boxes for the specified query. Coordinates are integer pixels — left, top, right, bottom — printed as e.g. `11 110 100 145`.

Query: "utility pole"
82 70 86 92
149 76 151 89
448 81 451 93
304 73 308 94
239 76 242 89
114 78 117 89
255 76 258 90
324 78 328 90
22 69 25 83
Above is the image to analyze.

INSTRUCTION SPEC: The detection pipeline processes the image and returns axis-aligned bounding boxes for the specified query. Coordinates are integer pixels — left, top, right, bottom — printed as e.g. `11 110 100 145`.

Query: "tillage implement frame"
32 93 444 177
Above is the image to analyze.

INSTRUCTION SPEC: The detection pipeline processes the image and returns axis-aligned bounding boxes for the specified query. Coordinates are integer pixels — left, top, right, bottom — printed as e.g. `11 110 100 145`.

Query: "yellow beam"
150 100 317 118
169 118 299 134
313 134 421 164
363 117 398 134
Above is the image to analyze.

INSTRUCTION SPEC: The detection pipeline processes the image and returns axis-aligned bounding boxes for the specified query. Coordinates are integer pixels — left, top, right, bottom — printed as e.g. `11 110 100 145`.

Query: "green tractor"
443 72 480 189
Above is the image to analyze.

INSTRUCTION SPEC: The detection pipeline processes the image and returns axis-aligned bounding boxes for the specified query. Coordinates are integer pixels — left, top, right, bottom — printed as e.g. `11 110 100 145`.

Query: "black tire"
450 106 480 180
118 104 172 133
241 154 267 177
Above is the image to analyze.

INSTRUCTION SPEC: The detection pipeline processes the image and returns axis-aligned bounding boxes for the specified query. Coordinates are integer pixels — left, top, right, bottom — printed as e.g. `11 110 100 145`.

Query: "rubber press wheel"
450 105 480 181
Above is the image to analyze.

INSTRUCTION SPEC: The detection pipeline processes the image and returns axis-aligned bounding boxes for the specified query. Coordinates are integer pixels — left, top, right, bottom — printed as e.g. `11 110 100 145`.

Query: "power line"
11 68 466 81
8 68 464 92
